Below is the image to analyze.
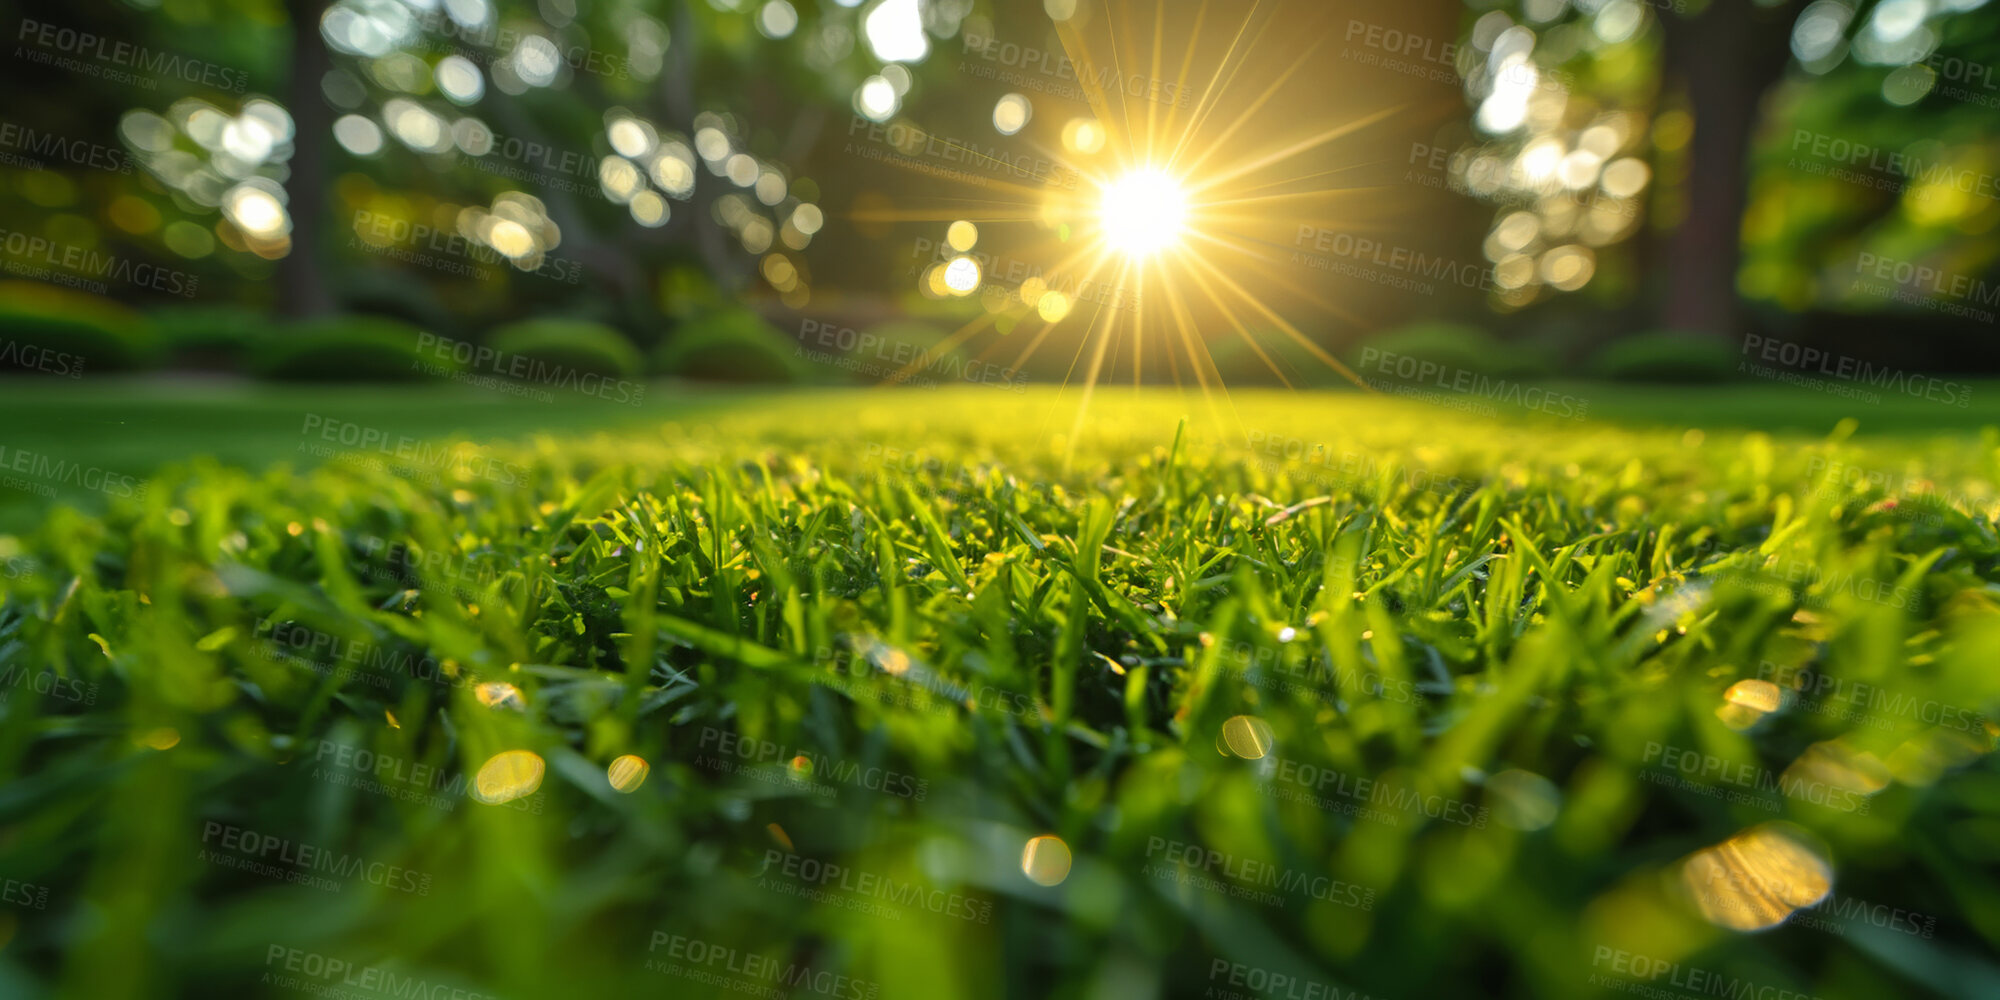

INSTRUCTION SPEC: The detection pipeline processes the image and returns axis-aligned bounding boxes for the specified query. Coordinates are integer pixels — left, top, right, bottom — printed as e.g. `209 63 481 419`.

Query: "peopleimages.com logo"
1207 958 1382 1000
754 849 993 923
0 336 85 377
1740 332 1972 408
412 332 645 405
0 120 132 173
0 444 148 499
0 229 199 297
16 19 250 92
262 945 493 1000
645 933 881 999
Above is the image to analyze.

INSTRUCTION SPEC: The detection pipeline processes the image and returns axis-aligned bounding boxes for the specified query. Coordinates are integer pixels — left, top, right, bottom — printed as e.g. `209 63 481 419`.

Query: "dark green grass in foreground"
1 386 1998 999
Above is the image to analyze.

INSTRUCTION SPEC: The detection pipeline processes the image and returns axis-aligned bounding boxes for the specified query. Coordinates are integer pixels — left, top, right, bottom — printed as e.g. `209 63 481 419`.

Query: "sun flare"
1098 168 1189 257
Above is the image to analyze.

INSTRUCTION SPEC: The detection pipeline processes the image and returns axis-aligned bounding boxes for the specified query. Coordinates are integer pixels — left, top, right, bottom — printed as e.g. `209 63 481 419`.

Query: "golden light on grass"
1886 727 1994 786
138 727 181 750
767 822 795 851
1715 678 1784 730
607 754 650 793
1098 168 1189 257
475 682 525 710
1218 714 1274 759
1021 834 1073 887
1782 739 1890 798
1679 822 1831 931
879 649 912 677
1724 680 1783 712
472 750 545 805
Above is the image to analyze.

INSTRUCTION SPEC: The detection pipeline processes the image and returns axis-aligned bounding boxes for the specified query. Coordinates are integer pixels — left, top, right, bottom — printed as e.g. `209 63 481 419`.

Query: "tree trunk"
1655 0 1801 338
663 0 748 293
278 0 334 318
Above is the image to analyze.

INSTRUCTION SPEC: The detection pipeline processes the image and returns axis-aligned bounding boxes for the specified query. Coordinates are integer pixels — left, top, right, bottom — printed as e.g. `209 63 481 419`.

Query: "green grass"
1 384 1997 999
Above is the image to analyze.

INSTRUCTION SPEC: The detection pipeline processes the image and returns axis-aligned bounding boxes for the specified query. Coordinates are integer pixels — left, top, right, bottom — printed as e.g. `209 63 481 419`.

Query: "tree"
1654 0 1801 338
1452 0 1997 341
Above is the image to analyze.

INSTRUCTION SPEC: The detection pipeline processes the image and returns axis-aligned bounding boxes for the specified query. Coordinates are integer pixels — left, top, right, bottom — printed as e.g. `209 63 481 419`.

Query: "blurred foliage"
0 281 159 371
1360 322 1512 376
255 315 450 381
652 305 807 381
1589 329 1742 382
1741 3 2000 314
1203 329 1356 389
147 305 272 371
845 320 964 384
487 318 645 378
1459 0 2000 322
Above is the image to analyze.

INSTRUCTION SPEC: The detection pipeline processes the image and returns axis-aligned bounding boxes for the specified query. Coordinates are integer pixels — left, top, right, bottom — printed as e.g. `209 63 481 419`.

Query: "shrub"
817 321 968 386
486 319 644 378
0 281 157 373
254 316 455 381
1204 331 1353 388
1348 322 1506 381
1590 330 1740 383
653 308 808 383
148 306 270 371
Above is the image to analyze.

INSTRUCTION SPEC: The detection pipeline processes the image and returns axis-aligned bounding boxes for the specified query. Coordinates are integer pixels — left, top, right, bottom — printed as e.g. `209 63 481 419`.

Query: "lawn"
0 382 1996 999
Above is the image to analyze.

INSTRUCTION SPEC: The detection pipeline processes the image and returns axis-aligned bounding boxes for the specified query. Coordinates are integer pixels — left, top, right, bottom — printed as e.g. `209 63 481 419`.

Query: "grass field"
1 382 1997 999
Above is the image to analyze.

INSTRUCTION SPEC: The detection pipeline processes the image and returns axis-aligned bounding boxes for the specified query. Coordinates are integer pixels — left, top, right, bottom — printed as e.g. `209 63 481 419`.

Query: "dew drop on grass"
1021 835 1072 887
137 727 181 750
1885 728 1993 786
1679 822 1831 931
473 750 545 805
607 754 650 793
1784 739 1890 798
475 682 525 710
1716 679 1783 730
1485 769 1561 831
1219 715 1274 759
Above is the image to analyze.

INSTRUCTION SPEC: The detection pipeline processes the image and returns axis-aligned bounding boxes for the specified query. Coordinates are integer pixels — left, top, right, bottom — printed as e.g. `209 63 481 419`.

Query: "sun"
1098 168 1189 257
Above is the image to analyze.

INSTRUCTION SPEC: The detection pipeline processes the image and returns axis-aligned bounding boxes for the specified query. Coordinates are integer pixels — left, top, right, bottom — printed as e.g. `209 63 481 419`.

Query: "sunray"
1129 263 1146 387
1161 0 1273 173
1169 31 1331 181
1188 104 1408 196
1144 0 1169 168
1098 2 1143 163
1166 249 1297 389
847 153 1076 203
1060 290 1123 470
1155 273 1249 450
1155 0 1216 170
846 205 1059 225
874 311 1000 389
1196 183 1411 211
1182 249 1371 390
1210 160 1412 199
1049 20 1134 164
1182 227 1379 333
849 0 1436 450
